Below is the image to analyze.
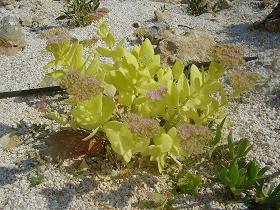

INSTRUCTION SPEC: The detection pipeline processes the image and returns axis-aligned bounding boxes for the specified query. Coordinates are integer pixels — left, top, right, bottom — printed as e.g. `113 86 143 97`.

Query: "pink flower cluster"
177 123 213 155
44 28 70 46
60 71 101 101
146 86 168 101
121 113 160 139
177 124 212 141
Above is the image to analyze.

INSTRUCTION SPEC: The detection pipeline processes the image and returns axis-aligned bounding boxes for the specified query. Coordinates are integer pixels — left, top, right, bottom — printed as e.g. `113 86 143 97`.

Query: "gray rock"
0 15 26 55
255 1 280 32
144 23 174 45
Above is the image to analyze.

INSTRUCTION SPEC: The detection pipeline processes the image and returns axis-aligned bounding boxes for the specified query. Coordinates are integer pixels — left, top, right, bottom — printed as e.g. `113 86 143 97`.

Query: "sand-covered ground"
0 0 279 209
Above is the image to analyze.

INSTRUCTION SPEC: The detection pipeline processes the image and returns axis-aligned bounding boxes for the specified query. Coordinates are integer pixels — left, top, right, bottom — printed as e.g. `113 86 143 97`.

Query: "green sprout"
29 174 45 187
56 0 102 27
175 172 202 195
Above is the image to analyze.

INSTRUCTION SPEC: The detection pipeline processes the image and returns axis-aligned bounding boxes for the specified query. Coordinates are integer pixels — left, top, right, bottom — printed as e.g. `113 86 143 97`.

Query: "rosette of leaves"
185 0 208 16
214 132 280 209
56 0 101 27
44 21 231 172
174 172 202 195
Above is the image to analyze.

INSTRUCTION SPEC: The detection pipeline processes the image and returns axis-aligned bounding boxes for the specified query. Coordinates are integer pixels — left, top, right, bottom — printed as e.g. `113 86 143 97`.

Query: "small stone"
79 159 89 170
0 132 21 151
154 10 170 22
5 4 14 10
240 192 246 198
0 15 26 55
0 0 14 6
19 15 33 27
132 22 140 28
144 23 174 45
32 17 44 26
213 0 231 11
38 165 47 173
205 187 212 194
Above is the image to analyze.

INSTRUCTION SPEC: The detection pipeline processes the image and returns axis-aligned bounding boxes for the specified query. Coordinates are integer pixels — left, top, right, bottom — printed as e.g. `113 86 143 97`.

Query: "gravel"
0 0 279 209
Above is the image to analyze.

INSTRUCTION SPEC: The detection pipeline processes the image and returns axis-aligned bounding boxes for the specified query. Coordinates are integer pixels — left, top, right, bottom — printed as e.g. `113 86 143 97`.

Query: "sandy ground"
0 0 279 209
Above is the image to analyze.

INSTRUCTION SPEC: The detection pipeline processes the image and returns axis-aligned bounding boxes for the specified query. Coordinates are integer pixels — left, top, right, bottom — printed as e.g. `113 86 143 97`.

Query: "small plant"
160 4 167 12
174 172 202 195
29 174 45 187
252 181 280 210
227 71 260 98
56 0 107 27
72 169 85 179
185 0 207 16
185 0 231 16
214 132 280 208
208 117 227 157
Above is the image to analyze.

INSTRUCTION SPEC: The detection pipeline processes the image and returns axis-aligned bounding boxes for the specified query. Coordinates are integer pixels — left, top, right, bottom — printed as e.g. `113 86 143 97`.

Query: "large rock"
156 30 216 65
0 15 26 55
253 1 280 32
133 23 174 45
260 1 280 32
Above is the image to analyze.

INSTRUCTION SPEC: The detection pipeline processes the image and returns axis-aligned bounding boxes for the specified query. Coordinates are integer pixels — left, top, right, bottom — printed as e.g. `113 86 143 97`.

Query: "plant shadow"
0 122 14 137
0 158 41 188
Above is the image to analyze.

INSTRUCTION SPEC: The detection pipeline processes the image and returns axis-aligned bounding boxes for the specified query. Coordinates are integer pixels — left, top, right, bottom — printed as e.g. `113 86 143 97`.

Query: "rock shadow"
222 22 280 51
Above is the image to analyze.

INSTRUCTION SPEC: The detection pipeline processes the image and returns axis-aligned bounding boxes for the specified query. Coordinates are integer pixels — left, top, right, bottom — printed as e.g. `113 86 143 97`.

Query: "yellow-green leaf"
172 60 185 80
